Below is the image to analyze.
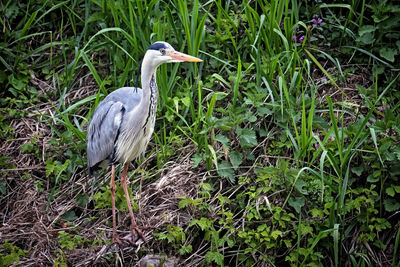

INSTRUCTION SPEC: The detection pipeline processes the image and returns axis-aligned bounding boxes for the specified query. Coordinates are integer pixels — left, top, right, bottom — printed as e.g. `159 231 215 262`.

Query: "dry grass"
0 73 209 266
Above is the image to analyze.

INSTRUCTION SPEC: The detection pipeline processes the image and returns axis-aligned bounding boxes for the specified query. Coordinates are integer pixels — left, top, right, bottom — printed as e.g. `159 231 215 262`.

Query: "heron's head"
143 41 202 68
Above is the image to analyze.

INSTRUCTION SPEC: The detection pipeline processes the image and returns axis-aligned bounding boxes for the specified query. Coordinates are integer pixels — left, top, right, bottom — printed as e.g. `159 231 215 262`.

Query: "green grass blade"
20 10 39 39
81 52 103 89
333 223 339 267
326 95 343 172
233 57 241 106
305 49 346 97
393 225 400 267
343 46 394 68
369 127 384 166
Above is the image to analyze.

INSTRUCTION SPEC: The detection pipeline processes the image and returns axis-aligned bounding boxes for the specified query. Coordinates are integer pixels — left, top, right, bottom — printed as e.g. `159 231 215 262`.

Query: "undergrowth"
1 0 399 266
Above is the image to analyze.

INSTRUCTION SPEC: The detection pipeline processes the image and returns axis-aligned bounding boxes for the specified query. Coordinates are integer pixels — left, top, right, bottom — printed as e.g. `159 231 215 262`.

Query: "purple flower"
280 22 284 30
292 35 297 42
299 35 305 43
312 18 323 28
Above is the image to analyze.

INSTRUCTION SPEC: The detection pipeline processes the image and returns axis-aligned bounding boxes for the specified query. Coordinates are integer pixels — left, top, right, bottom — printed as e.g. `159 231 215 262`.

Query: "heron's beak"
167 51 203 62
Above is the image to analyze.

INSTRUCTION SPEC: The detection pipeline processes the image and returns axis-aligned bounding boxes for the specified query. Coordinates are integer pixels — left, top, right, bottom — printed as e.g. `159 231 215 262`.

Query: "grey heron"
86 41 202 244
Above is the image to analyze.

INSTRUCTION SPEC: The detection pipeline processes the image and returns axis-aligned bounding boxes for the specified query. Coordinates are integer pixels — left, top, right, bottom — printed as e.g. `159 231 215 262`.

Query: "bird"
86 41 202 245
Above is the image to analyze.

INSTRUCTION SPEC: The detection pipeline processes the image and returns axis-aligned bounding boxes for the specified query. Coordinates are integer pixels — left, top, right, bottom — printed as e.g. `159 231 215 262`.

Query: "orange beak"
167 51 203 62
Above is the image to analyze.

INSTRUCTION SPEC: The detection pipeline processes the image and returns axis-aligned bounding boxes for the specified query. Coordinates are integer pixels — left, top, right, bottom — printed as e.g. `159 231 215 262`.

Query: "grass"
1 0 400 266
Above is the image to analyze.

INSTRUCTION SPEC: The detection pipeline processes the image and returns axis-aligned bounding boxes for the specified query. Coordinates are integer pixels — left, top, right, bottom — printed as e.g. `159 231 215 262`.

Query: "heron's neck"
139 62 159 124
141 62 157 93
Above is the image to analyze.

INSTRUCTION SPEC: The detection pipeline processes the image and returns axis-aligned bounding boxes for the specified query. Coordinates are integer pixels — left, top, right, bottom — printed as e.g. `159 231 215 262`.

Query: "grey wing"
87 101 124 173
86 87 142 174
102 87 142 113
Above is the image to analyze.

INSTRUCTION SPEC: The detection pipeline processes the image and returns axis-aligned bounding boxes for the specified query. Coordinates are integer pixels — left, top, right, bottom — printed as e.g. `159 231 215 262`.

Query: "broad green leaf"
379 47 398 62
217 160 235 183
229 151 243 169
0 180 6 196
288 196 305 214
271 230 283 240
62 210 78 221
384 198 400 212
190 217 212 231
295 178 308 195
351 165 364 176
358 25 376 35
191 153 204 168
181 96 191 107
309 208 324 219
215 134 230 149
386 187 395 197
367 173 379 183
358 32 375 45
205 251 224 265
236 127 258 148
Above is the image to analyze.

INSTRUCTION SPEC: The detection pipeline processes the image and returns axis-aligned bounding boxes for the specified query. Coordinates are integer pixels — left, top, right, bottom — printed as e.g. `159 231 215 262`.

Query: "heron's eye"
160 48 166 55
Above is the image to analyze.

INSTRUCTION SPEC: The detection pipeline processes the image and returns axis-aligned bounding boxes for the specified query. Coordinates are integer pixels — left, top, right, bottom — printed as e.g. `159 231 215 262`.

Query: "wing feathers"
86 87 143 174
87 101 124 171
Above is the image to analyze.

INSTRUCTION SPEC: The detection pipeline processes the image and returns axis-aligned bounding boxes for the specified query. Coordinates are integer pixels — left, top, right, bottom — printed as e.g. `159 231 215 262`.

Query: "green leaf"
178 198 191 209
357 32 375 44
271 230 283 240
358 25 376 35
379 47 397 62
288 196 305 214
0 180 7 196
215 134 230 149
383 198 400 212
179 245 192 255
257 106 272 116
294 179 308 195
217 160 235 183
351 165 364 176
236 127 258 148
229 151 243 169
373 240 386 249
76 194 89 207
386 187 395 197
181 96 191 107
190 217 212 231
191 153 204 168
367 173 379 183
205 251 223 265
394 186 400 193
309 208 324 219
62 211 78 221
394 146 400 160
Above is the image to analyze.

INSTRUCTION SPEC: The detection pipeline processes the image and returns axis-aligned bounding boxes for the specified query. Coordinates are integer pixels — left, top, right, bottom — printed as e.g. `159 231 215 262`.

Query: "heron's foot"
129 225 150 244
112 233 123 247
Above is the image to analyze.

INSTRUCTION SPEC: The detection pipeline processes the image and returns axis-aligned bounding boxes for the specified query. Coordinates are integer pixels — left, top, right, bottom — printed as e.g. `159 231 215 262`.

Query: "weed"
0 241 26 267
57 231 88 250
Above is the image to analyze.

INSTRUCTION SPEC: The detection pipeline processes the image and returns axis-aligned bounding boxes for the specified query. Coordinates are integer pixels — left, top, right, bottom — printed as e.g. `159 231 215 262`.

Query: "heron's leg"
110 164 120 244
121 163 146 242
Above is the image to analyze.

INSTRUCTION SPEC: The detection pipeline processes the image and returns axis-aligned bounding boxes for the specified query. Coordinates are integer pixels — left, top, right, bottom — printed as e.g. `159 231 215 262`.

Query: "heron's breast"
116 76 158 164
116 112 156 163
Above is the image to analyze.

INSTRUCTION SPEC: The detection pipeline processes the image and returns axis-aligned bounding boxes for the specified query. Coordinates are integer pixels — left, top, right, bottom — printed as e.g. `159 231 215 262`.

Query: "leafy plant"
57 231 88 250
0 241 26 266
93 183 138 212
156 225 193 256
